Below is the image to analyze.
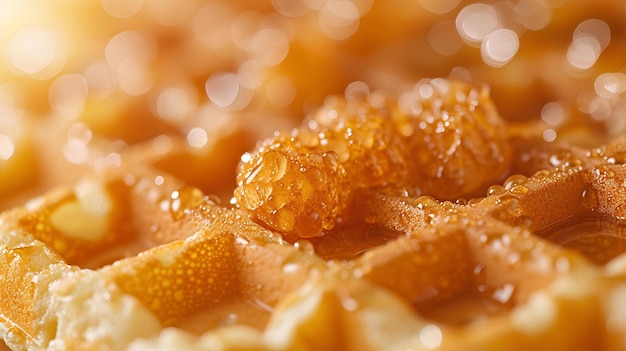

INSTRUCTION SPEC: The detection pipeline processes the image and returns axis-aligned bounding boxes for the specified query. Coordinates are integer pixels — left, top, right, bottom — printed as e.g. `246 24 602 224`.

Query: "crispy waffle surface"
3 78 626 351
3 1 626 351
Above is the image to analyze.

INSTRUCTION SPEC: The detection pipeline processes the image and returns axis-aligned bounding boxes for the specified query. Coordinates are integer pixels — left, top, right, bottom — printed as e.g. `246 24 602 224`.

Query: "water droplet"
503 174 528 191
496 195 520 212
487 184 506 196
237 183 273 211
549 151 570 167
415 195 439 210
533 169 551 179
509 184 529 196
597 165 616 179
317 211 335 229
168 186 205 220
610 152 626 164
581 183 599 210
467 197 484 205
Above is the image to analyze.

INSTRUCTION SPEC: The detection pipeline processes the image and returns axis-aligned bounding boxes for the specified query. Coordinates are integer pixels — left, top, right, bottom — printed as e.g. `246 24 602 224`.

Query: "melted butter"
537 212 626 265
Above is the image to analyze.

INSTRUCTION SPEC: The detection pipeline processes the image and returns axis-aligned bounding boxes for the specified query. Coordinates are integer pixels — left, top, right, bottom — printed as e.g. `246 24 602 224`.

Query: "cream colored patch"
511 291 556 335
606 284 626 334
49 180 112 241
606 253 626 277
126 326 267 351
34 267 162 350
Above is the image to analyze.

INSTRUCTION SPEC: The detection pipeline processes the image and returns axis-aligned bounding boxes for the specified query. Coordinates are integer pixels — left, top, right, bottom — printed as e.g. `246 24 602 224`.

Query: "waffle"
2 0 626 350
1 77 626 350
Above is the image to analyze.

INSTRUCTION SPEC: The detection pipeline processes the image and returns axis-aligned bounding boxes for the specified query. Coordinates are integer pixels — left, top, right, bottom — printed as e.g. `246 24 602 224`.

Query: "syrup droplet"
609 151 626 164
509 184 528 196
503 174 528 191
548 151 582 168
487 184 506 196
496 195 520 212
414 195 439 210
533 169 551 179
581 183 599 210
168 186 206 220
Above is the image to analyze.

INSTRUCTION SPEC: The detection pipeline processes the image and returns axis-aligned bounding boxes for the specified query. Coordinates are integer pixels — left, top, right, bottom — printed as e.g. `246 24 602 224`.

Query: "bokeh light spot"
481 29 519 67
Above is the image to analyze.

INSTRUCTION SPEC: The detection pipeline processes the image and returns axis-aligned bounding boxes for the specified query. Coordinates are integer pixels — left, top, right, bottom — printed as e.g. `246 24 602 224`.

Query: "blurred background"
0 0 625 209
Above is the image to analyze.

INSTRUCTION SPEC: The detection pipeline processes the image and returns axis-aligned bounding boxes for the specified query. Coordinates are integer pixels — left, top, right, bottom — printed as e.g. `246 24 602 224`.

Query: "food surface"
234 79 511 239
1 0 626 350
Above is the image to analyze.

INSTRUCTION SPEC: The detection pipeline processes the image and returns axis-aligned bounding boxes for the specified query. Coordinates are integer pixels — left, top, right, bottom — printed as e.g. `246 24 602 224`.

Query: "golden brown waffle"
2 78 626 351
2 1 626 350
